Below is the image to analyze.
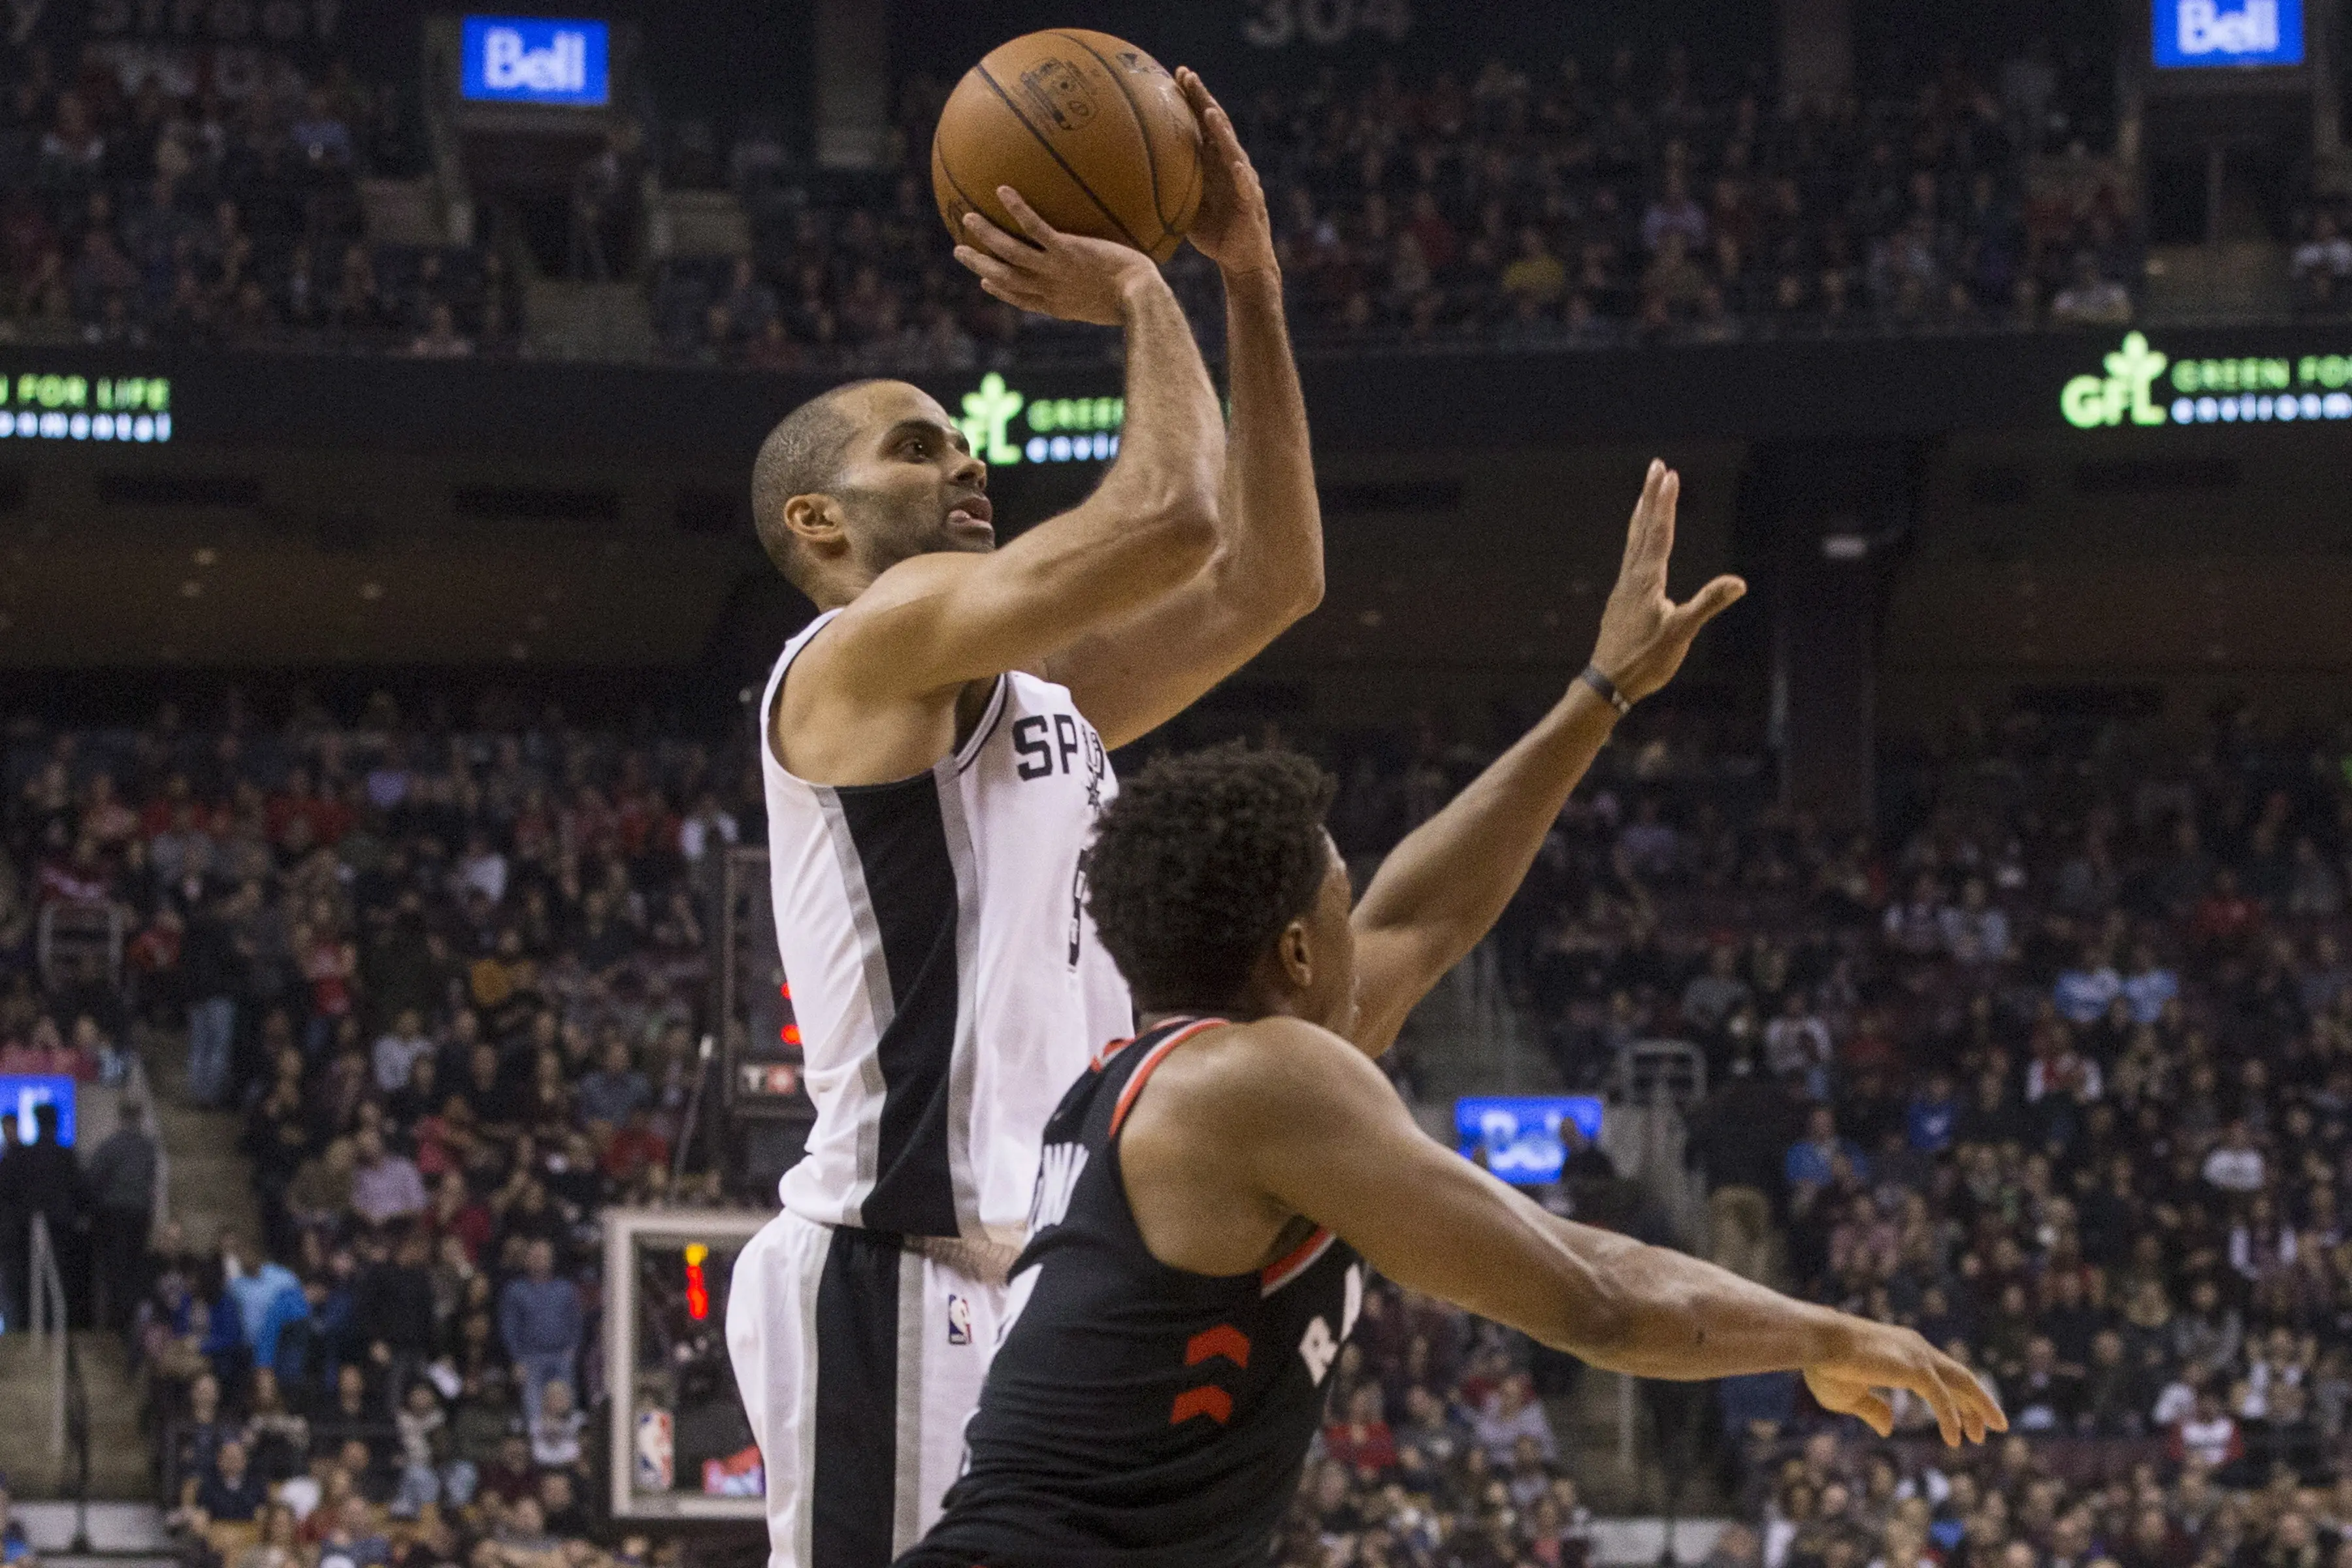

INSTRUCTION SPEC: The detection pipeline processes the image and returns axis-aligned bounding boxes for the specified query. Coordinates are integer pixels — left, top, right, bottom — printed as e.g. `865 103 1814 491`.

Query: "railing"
29 1214 67 1463
126 1053 171 1228
35 901 122 992
1600 1041 1712 1487
26 1214 94 1529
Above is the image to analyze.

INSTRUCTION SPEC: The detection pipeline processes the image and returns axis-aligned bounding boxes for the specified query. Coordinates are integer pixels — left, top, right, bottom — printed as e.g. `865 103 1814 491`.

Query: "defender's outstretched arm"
1347 461 1743 1054
1221 1019 2004 1446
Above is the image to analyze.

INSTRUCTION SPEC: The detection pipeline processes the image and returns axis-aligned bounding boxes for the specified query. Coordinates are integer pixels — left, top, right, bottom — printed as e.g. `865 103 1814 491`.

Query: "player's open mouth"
947 496 994 534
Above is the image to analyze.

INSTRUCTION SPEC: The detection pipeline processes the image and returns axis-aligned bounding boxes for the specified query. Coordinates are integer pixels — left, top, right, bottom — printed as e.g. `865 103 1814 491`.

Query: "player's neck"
1136 994 1307 1034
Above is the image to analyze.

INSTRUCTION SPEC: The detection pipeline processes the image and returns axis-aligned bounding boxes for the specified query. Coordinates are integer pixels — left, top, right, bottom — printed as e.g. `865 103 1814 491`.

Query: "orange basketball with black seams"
932 30 1203 265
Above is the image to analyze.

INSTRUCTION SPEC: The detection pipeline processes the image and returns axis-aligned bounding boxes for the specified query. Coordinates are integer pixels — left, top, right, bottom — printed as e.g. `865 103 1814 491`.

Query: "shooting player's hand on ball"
955 188 1164 327
1176 67 1276 279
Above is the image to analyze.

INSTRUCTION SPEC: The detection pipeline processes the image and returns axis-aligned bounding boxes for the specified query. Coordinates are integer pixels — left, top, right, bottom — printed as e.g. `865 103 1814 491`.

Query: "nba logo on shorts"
947 1294 973 1346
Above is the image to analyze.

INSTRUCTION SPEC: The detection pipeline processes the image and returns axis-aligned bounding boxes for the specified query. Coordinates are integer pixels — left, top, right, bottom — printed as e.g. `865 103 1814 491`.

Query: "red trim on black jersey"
1184 1324 1251 1369
1259 1228 1337 1296
1105 1018 1228 1137
1092 1014 1207 1073
1169 1386 1233 1426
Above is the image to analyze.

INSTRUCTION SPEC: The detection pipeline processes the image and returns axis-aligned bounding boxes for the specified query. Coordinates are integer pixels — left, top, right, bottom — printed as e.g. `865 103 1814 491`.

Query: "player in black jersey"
900 462 2004 1568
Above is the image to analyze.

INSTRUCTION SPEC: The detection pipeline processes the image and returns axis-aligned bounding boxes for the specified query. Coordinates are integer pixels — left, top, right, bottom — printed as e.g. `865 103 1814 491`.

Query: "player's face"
1298 836 1360 1039
830 382 994 574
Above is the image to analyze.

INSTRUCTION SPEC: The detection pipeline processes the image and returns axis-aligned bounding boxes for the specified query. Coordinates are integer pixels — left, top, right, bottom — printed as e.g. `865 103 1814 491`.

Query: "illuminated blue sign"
461 16 611 106
0 1077 77 1147
2153 0 2302 67
1454 1096 1605 1186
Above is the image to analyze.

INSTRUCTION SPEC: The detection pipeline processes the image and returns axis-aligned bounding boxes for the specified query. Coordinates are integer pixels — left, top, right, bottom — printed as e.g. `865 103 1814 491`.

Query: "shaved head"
749 379 992 607
751 380 886 587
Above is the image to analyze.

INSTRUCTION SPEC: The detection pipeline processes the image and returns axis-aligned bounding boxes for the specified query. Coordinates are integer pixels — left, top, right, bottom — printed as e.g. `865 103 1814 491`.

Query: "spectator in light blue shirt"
575 1036 653 1128
1906 1073 1961 1154
2121 942 2179 1024
2053 943 2122 1024
1784 1105 1867 1191
500 1239 583 1418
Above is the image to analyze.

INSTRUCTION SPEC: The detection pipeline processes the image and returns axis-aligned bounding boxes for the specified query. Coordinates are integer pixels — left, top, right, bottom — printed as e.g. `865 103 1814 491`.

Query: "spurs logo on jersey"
758 609 1135 1243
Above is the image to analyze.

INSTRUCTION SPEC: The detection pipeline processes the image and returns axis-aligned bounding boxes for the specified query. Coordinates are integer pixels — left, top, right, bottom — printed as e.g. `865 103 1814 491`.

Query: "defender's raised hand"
954 186 1165 326
1175 67 1276 278
1804 1319 2008 1448
1589 459 1746 704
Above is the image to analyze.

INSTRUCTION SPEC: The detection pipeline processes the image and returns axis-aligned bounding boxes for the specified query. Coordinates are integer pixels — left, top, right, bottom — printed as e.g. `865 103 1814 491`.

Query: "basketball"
931 30 1203 265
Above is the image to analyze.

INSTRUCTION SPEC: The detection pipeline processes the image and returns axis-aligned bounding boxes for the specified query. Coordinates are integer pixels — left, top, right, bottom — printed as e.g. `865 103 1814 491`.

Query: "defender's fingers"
1914 1365 1963 1447
1666 576 1747 636
1840 1390 1896 1439
996 186 1062 246
1647 468 1680 569
1951 1364 2008 1435
1619 460 1667 574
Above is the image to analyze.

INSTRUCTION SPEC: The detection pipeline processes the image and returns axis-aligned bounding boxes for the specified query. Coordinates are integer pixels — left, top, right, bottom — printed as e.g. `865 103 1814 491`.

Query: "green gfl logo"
2061 333 2172 429
957 373 1026 465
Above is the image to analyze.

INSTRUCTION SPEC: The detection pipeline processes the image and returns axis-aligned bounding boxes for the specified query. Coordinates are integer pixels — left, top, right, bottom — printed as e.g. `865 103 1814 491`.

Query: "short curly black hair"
1083 744 1338 1014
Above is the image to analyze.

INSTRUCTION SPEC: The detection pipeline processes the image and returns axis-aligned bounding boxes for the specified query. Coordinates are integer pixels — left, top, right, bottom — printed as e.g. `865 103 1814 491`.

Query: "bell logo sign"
2154 0 2303 68
485 28 588 93
2061 333 2172 429
460 18 611 106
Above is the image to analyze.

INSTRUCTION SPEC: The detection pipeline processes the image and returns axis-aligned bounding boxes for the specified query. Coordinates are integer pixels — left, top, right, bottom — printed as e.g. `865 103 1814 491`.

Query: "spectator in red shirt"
36 834 113 906
1321 1384 1397 1478
2191 868 2261 956
600 1106 670 1184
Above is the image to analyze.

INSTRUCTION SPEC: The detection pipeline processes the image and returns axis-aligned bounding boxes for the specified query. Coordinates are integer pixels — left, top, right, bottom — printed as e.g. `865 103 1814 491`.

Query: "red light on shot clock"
684 1243 710 1320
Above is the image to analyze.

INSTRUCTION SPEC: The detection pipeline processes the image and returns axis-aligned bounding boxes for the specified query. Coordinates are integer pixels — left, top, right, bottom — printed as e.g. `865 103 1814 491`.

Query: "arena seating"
8 33 2347 370
10 689 2352 1566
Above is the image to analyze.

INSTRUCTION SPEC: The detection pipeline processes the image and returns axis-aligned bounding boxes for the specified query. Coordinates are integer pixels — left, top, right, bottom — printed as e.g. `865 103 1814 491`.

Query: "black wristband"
1580 664 1633 716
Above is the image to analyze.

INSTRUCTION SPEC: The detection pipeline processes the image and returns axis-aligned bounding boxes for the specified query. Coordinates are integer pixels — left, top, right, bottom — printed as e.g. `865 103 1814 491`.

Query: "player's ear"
1275 918 1315 995
782 492 845 556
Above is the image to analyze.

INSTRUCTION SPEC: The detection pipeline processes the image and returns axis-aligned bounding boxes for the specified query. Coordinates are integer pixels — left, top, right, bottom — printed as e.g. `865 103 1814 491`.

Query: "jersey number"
1296 1264 1366 1386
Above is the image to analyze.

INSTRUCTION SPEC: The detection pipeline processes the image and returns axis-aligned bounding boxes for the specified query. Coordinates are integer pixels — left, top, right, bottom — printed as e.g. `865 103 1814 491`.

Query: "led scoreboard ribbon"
0 372 172 443
2062 333 2352 429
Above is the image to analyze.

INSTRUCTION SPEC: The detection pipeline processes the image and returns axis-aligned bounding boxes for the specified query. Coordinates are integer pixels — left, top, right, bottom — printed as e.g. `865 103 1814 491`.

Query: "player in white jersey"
725 71 1320 1568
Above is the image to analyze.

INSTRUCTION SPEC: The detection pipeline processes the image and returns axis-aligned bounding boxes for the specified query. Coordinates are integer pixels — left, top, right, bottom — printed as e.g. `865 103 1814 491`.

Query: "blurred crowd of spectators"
1 33 2159 368
1257 696 2352 1566
2291 197 2352 319
664 40 2141 372
22 679 2352 1568
0 44 519 357
0 688 749 1567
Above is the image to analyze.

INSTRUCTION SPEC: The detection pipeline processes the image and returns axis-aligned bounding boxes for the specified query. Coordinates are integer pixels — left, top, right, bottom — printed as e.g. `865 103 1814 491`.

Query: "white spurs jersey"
760 610 1135 1246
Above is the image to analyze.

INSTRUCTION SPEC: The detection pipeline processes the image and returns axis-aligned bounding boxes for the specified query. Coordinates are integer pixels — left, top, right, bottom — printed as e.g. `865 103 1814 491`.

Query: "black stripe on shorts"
811 1225 904 1568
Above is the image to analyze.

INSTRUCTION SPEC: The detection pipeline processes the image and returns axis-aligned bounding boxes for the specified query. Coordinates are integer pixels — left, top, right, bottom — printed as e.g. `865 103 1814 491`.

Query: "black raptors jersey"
899 1017 1367 1568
